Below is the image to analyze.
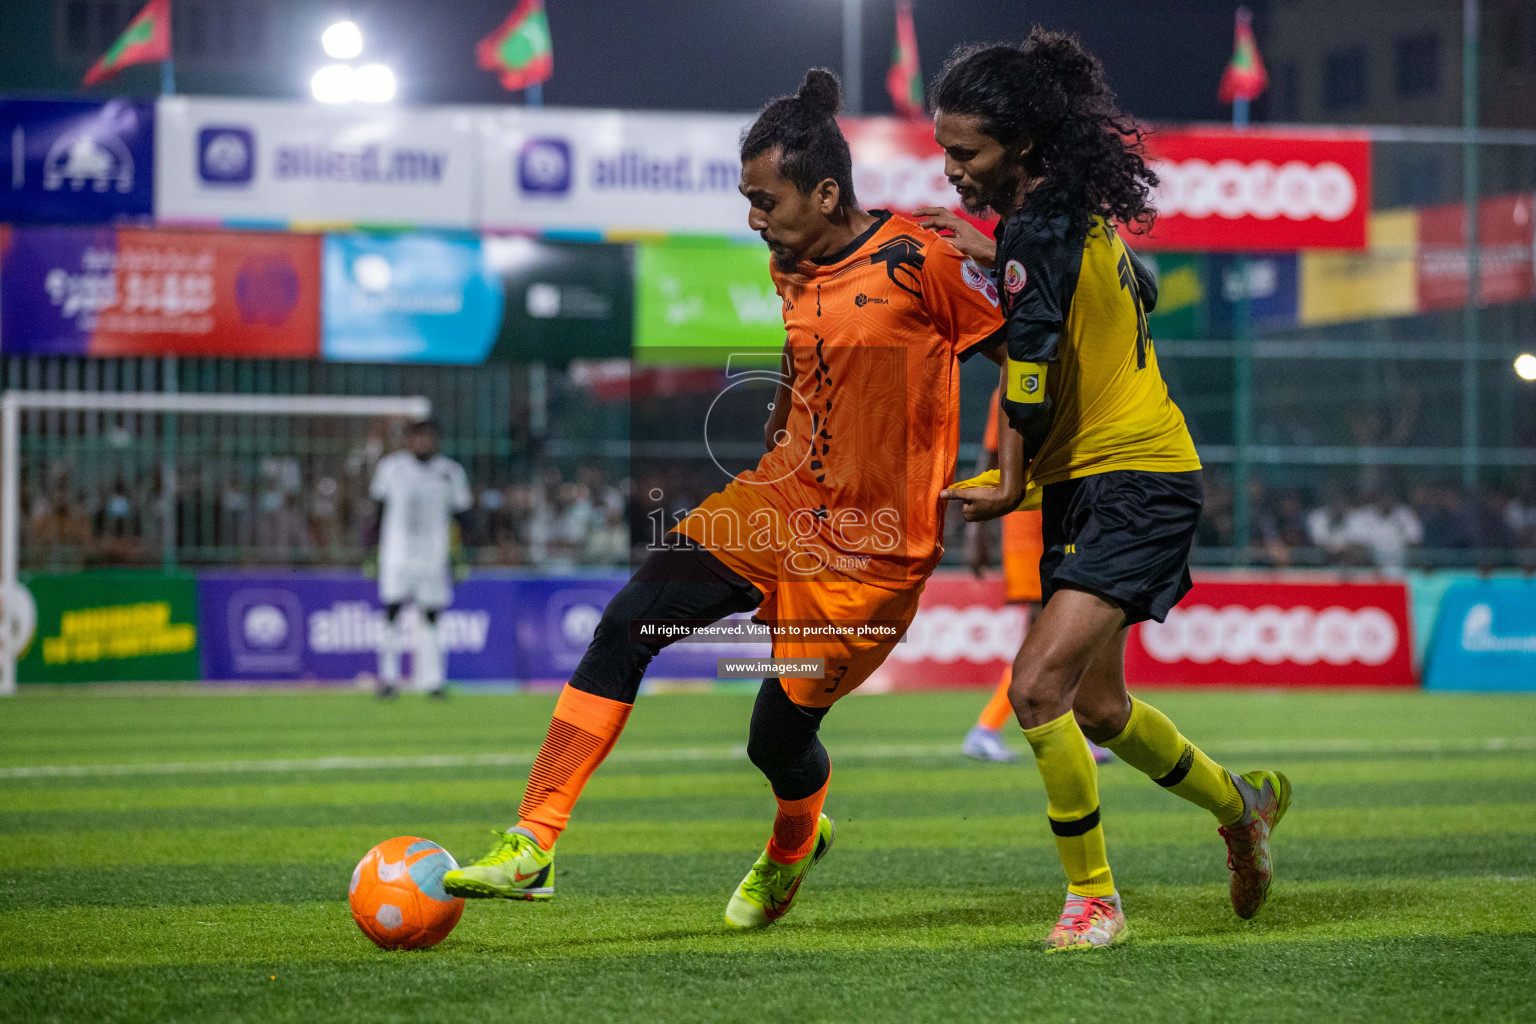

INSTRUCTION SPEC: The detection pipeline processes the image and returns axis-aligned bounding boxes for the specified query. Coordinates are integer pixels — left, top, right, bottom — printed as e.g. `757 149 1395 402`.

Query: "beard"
765 238 800 273
960 168 1025 218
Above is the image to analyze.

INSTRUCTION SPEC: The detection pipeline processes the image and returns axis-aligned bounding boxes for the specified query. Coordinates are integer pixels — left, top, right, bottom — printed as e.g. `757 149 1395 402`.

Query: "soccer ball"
349 836 465 950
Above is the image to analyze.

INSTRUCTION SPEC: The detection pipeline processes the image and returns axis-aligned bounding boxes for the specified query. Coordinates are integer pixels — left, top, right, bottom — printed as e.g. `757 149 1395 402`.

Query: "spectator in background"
1341 492 1422 572
1306 491 1361 565
1506 475 1536 548
94 476 142 564
584 505 630 565
29 484 93 569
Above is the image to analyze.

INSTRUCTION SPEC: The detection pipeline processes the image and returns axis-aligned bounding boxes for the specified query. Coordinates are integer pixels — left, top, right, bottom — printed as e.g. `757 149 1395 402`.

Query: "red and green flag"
477 0 554 92
885 0 924 118
83 0 171 87
1218 7 1268 104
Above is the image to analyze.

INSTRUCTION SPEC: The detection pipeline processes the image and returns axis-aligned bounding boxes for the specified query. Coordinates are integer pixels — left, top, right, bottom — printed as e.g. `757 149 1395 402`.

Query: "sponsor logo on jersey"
960 257 999 306
853 292 888 307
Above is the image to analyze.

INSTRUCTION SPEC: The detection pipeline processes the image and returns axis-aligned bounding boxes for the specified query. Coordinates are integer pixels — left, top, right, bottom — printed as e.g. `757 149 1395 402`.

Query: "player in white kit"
368 420 473 697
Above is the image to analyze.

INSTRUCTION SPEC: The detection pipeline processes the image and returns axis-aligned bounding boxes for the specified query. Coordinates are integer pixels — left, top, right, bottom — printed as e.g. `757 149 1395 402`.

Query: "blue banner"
0 98 154 224
197 570 768 683
1204 252 1299 335
198 572 517 682
322 233 503 364
1423 580 1536 691
507 575 767 683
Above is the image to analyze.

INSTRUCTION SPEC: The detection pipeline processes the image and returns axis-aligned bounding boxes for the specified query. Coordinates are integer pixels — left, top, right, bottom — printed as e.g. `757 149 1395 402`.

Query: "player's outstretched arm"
913 207 998 269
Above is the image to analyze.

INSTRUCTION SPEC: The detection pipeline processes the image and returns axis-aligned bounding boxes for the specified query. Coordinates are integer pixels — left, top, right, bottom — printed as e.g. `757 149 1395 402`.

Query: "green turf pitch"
1 689 1533 1024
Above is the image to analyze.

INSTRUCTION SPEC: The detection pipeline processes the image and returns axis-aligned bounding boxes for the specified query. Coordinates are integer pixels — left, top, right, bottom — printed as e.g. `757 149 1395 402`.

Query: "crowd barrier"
13 568 1532 690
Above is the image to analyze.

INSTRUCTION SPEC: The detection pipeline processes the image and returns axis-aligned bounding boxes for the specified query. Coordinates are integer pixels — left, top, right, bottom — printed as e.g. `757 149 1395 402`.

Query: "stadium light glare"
311 64 356 104
353 64 397 103
1516 353 1536 381
321 20 363 60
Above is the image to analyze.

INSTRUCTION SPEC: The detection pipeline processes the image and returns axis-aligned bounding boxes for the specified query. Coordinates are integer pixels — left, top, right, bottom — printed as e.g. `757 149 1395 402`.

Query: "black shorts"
1038 469 1203 626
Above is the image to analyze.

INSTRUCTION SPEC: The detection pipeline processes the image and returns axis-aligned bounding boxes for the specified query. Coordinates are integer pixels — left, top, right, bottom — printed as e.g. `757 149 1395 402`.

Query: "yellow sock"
1022 711 1115 898
1103 697 1245 827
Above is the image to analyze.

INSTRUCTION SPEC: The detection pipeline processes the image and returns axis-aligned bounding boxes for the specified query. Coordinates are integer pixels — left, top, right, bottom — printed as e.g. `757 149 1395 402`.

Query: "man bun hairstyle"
933 28 1157 235
741 68 858 208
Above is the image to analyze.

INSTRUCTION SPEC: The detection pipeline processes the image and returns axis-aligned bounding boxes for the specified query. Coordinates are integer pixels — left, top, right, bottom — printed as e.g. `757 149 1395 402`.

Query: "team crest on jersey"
960 258 999 307
1005 260 1027 294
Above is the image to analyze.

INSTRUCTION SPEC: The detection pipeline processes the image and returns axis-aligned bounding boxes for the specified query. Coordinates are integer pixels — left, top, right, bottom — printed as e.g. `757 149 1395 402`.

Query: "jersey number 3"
1117 252 1151 370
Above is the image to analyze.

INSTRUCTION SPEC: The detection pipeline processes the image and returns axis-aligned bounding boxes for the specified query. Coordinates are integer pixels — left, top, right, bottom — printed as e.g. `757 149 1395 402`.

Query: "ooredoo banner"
1126 579 1416 687
1138 129 1372 251
0 226 320 358
0 98 154 224
155 97 478 229
866 574 1026 691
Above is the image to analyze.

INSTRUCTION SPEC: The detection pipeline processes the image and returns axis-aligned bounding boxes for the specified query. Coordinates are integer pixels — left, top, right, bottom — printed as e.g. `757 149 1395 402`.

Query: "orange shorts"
675 485 926 708
1002 509 1045 604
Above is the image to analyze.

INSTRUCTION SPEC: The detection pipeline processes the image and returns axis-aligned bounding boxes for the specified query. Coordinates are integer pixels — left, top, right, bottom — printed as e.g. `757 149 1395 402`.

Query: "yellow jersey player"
932 30 1291 951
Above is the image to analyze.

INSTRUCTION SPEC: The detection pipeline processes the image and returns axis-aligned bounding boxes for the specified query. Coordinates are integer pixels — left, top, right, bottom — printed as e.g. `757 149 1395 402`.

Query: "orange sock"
977 665 1014 731
515 685 632 849
766 777 830 863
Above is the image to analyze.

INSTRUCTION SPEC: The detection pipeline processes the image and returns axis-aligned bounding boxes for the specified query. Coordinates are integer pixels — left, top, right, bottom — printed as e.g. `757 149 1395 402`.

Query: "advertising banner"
196 571 765 683
1138 129 1372 251
0 226 320 358
1417 193 1535 311
479 108 751 236
198 573 517 681
507 574 768 684
322 233 504 364
1299 208 1418 326
484 236 632 362
865 573 1026 691
0 98 154 224
1203 251 1299 335
633 241 783 351
155 97 477 229
1423 580 1536 692
1142 252 1205 339
1126 578 1416 687
18 572 200 683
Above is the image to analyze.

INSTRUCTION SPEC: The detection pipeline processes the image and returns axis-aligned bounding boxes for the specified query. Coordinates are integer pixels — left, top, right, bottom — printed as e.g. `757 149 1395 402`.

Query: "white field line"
0 736 1533 780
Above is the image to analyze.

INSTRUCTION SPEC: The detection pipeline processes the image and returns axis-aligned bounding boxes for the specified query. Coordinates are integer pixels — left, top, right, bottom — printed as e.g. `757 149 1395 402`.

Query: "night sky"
0 0 1257 124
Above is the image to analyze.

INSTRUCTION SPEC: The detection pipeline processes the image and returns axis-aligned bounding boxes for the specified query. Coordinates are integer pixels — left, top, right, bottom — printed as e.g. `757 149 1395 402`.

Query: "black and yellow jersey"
995 210 1201 488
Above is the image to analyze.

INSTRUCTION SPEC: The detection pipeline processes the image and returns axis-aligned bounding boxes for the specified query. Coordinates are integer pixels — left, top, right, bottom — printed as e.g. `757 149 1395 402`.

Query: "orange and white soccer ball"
349 836 465 950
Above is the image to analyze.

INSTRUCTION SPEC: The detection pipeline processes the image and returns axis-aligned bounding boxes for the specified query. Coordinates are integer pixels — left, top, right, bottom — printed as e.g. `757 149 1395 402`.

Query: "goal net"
0 390 431 694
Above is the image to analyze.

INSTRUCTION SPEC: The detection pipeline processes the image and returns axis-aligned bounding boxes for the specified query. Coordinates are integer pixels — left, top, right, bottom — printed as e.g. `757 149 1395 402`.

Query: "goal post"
0 390 432 695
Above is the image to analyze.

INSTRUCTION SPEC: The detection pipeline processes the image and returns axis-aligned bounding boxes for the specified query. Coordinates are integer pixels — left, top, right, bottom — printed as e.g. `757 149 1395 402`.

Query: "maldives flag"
83 0 171 87
1218 7 1268 103
477 0 554 92
886 0 924 118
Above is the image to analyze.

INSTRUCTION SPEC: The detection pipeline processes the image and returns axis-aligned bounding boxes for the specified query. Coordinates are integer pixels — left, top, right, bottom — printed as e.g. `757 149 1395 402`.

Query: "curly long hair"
932 29 1156 236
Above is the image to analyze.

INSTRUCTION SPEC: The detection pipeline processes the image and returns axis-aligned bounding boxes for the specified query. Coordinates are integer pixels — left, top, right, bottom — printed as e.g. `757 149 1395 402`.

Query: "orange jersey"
683 211 1002 588
983 388 1044 603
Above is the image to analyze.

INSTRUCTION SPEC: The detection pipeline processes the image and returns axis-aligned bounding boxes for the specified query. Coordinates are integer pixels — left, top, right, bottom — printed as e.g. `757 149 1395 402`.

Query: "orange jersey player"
444 69 1007 931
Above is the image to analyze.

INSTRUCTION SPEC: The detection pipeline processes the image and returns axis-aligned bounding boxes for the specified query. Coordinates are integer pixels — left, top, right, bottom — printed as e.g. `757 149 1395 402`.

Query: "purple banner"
508 575 768 684
197 570 769 684
198 572 515 682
